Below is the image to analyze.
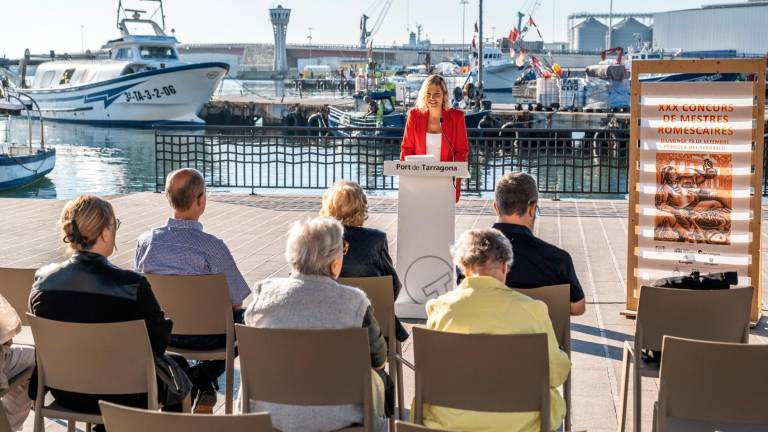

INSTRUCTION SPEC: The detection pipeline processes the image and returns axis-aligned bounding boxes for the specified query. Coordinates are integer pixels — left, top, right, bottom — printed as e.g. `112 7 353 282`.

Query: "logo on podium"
403 255 454 303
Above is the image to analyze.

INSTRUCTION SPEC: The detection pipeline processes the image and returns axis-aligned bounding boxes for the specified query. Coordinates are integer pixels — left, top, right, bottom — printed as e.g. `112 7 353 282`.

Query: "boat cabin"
30 13 182 90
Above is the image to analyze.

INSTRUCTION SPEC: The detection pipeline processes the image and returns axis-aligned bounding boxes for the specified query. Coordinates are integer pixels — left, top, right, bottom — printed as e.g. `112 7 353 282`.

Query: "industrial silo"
611 17 652 51
572 17 608 52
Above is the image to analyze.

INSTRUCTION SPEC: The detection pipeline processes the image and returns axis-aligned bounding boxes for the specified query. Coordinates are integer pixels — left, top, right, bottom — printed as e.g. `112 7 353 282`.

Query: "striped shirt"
134 218 250 304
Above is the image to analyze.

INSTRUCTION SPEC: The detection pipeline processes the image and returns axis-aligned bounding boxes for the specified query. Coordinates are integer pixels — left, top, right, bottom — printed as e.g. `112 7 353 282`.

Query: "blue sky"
2 0 723 58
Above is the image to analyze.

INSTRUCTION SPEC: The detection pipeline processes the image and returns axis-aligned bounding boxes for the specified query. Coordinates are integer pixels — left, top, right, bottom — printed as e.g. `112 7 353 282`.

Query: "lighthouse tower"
269 5 291 72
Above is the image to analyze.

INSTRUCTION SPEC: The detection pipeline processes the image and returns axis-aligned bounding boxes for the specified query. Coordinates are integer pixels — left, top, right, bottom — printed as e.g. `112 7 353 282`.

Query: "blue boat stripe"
0 149 57 166
83 82 144 108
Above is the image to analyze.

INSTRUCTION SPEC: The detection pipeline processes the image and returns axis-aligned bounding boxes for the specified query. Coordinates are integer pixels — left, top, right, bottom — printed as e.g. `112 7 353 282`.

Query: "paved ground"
2 192 766 432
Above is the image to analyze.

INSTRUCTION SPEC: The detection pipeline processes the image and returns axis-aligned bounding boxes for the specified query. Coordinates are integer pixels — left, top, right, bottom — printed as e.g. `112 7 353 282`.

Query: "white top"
425 133 442 160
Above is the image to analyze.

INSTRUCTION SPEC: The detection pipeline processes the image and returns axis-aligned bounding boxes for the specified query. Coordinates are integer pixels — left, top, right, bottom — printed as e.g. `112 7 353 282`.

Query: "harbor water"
1 79 608 200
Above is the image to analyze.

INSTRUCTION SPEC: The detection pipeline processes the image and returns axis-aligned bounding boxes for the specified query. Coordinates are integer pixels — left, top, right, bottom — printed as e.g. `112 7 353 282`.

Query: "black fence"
154 126 768 197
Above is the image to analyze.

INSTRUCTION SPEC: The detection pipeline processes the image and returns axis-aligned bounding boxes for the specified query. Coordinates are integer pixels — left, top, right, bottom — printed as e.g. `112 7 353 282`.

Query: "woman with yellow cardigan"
423 228 570 431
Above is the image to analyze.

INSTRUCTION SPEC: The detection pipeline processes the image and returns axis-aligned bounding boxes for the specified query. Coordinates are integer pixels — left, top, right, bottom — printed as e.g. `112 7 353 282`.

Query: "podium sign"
384 160 469 318
626 59 765 323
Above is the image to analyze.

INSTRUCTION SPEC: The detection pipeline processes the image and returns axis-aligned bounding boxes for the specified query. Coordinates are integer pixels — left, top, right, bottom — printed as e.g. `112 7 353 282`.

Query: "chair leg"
32 412 43 432
66 420 75 432
633 359 642 432
86 422 92 432
618 346 631 432
396 342 405 420
225 354 234 414
182 393 192 413
564 376 572 432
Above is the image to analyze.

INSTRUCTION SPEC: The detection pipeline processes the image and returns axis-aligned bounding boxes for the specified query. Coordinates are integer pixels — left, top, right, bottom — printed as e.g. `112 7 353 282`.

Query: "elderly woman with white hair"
241 216 389 432
423 228 571 432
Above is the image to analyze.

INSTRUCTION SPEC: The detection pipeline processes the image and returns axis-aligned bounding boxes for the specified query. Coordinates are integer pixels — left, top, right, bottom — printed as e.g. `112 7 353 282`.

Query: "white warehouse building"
653 1 768 55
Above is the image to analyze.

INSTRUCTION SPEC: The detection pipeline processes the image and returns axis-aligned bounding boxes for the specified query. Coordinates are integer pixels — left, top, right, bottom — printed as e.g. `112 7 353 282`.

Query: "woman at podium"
400 74 469 201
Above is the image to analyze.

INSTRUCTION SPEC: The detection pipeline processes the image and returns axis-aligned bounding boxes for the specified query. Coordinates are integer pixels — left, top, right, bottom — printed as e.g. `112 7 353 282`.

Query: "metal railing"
155 126 630 197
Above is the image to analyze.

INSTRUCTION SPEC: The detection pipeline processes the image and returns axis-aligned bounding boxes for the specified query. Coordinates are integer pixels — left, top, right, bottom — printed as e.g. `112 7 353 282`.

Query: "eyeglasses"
113 218 122 230
343 240 350 256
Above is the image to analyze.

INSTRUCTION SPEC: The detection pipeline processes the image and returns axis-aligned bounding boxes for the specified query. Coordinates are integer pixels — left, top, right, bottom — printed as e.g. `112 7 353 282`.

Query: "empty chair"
412 328 553 432
0 268 34 326
99 401 273 432
339 276 405 420
618 286 753 432
144 273 236 413
656 336 768 432
27 315 158 432
512 284 572 431
236 326 381 432
394 420 449 432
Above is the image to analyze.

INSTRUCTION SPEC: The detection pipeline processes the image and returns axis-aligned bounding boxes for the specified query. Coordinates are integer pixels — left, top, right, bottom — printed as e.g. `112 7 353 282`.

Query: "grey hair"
285 216 344 276
451 228 513 271
495 172 539 216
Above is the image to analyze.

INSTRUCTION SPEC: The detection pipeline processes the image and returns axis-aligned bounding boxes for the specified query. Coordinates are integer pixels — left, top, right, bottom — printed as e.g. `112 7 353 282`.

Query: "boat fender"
452 86 463 102
307 112 328 136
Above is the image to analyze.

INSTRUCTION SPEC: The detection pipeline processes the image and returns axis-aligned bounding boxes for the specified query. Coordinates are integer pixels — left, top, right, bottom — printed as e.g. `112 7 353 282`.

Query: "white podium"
384 158 470 319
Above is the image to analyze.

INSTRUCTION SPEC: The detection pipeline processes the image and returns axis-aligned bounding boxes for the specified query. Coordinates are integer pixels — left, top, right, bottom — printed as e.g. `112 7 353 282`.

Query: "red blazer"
400 108 469 201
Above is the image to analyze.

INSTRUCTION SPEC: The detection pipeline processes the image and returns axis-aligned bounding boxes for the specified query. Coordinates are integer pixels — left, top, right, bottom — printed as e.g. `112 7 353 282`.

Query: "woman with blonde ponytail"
29 195 189 421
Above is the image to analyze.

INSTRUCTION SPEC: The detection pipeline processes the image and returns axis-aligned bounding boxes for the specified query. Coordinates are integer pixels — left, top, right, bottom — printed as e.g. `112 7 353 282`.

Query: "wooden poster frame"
624 59 765 323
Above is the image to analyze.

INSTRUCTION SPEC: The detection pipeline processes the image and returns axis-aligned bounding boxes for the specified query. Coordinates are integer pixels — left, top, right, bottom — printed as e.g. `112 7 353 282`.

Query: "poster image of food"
653 152 732 245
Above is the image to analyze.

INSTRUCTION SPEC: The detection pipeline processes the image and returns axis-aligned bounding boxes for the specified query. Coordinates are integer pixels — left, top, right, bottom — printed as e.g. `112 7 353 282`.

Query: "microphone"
439 116 456 162
439 115 459 194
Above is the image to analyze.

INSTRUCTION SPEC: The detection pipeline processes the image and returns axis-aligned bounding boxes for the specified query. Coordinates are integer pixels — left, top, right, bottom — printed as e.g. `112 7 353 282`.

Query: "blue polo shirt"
493 222 585 303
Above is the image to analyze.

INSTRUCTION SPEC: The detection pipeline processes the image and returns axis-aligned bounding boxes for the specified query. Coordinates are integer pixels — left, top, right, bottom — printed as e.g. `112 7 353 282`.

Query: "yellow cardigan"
420 276 571 432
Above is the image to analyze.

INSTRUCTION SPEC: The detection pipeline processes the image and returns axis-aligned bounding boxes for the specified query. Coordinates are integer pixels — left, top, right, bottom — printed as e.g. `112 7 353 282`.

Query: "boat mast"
478 0 483 92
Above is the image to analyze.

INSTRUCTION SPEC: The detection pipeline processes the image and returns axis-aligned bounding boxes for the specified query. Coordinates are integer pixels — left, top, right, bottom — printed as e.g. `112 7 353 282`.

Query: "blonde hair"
414 74 450 112
285 217 344 276
59 195 116 251
319 179 368 227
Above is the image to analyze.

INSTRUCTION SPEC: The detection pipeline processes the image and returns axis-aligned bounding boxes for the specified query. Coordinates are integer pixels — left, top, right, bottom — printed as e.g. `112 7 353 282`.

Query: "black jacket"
29 251 173 413
340 226 409 341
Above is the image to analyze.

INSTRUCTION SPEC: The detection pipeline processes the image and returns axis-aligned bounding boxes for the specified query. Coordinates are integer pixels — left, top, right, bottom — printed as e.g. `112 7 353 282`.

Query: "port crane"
359 0 393 47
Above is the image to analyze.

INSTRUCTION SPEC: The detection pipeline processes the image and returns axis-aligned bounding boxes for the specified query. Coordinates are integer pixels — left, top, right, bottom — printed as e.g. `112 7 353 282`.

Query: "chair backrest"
412 327 550 429
99 401 273 432
0 268 35 326
338 276 395 339
512 284 570 350
144 274 232 335
27 314 157 408
636 286 752 351
658 336 768 425
236 325 372 407
395 420 449 432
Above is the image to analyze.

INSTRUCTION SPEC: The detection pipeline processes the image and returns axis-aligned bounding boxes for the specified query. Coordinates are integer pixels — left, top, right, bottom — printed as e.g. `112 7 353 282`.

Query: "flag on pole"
474 21 479 33
508 27 520 43
471 36 477 52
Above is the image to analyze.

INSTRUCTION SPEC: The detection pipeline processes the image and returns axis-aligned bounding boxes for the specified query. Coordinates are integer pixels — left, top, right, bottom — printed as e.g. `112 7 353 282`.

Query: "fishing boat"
0 94 56 191
11 1 227 126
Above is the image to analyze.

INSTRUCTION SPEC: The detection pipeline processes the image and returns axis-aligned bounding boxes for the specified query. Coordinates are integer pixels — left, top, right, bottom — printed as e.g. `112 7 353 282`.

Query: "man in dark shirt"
493 172 586 315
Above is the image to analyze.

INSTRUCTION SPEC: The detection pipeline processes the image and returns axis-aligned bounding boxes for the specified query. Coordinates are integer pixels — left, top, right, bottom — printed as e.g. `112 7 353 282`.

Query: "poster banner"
635 82 755 291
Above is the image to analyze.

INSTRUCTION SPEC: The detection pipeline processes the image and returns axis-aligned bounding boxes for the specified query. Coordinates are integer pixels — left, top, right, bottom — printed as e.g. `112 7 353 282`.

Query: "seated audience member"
320 179 408 341
0 294 33 431
493 172 586 315
240 217 389 432
29 195 188 416
135 168 250 413
424 228 570 432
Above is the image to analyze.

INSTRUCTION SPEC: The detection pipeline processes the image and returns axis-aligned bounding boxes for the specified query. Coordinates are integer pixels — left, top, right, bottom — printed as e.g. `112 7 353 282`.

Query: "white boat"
14 1 227 126
479 47 526 92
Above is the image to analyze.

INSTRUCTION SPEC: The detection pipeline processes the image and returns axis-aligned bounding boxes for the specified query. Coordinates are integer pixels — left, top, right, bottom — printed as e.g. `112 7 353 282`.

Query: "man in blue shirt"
135 168 250 413
493 172 586 316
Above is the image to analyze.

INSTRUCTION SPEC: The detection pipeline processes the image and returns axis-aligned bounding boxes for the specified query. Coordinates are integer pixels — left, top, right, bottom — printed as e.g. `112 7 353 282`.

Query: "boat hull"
482 63 525 92
0 148 56 190
21 62 228 126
